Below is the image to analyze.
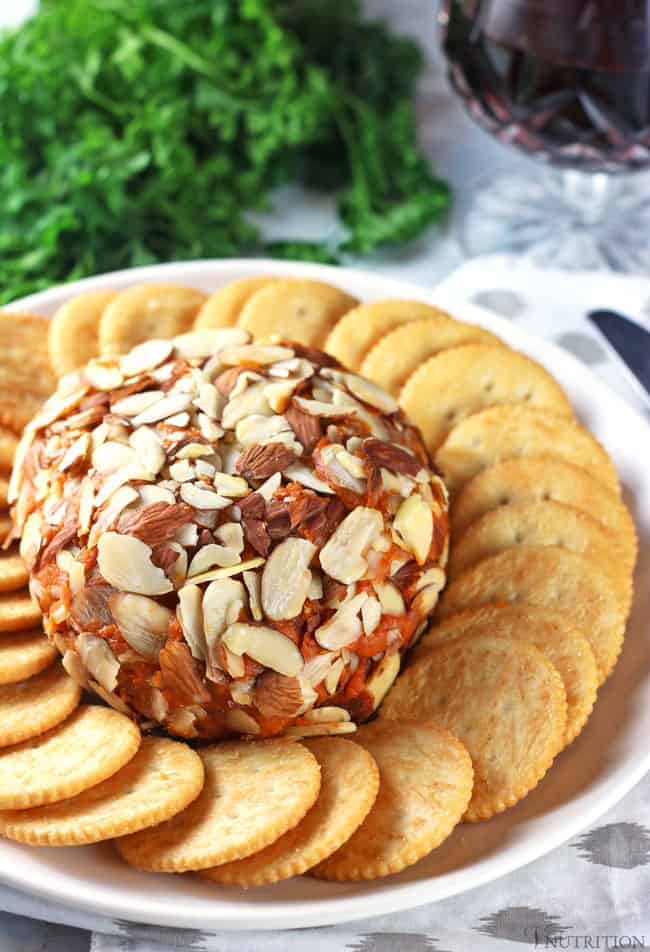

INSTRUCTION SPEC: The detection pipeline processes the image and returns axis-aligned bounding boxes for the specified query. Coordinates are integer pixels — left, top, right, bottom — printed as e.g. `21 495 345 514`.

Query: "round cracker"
202 738 379 887
400 345 573 452
0 591 41 632
325 300 455 370
0 704 140 809
0 425 19 471
116 740 320 873
421 604 598 745
0 312 57 433
439 545 625 682
194 277 277 330
48 290 117 377
451 456 638 572
0 664 80 748
434 406 620 496
238 279 358 348
380 635 566 821
99 284 207 357
0 737 203 846
313 721 473 880
0 549 28 594
360 316 505 396
448 500 632 616
0 630 57 686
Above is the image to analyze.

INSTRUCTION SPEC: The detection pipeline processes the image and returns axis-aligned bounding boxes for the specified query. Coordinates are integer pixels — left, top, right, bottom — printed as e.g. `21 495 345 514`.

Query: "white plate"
2 259 650 932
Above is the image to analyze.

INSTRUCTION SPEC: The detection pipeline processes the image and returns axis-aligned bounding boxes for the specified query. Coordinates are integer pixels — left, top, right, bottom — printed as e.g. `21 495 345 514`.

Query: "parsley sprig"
0 0 450 303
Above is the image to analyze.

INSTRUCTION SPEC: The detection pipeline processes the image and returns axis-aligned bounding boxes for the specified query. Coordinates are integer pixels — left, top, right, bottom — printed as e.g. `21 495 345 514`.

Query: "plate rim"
1 257 649 932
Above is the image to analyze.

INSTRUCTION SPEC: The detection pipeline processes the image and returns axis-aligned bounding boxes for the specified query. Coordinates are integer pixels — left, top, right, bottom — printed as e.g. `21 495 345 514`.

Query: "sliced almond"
366 652 401 711
165 541 188 589
415 565 446 593
225 708 261 735
131 391 194 426
90 485 139 542
361 596 382 635
336 448 366 479
92 440 139 474
283 464 334 494
344 373 398 413
194 381 223 419
97 532 173 595
221 381 271 429
203 578 246 644
188 543 240 577
261 537 316 620
187 556 265 586
77 633 120 692
393 493 433 565
180 483 230 510
120 339 173 377
175 522 199 546
254 671 304 718
84 361 124 391
319 507 383 584
213 473 249 497
216 522 244 553
219 344 294 366
169 460 195 482
58 432 91 472
243 570 262 621
173 327 249 359
324 657 345 694
315 592 368 650
178 584 207 660
129 426 165 475
373 581 405 616
222 623 304 676
302 705 351 723
264 378 301 413
111 390 164 417
109 592 171 661
78 477 95 536
139 484 176 506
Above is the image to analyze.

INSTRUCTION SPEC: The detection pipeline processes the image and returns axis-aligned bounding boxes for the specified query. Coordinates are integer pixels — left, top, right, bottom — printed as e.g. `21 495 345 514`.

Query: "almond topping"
121 502 193 547
235 443 297 481
393 493 433 565
344 373 399 413
285 402 322 452
302 705 350 723
173 327 249 359
261 537 316 620
111 389 164 417
254 671 304 718
319 507 383 584
222 623 304 677
314 591 368 650
373 581 405 615
97 532 173 595
77 634 120 693
129 426 165 475
186 556 265 586
180 483 230 510
120 339 173 377
109 592 171 661
364 438 420 477
131 391 194 426
178 584 207 660
219 344 294 366
188 543 240 577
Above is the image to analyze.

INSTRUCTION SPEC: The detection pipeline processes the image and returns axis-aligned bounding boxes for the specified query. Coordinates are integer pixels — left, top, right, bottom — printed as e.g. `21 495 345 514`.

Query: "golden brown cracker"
0 312 57 433
448 500 632 616
0 737 203 846
0 549 28 594
434 406 620 496
238 279 358 347
451 455 637 575
380 635 566 821
48 290 117 377
195 277 277 329
325 299 455 370
116 740 320 873
0 704 140 809
439 545 625 682
360 316 505 396
0 591 41 632
0 630 57 686
400 344 573 452
0 664 80 748
99 284 207 356
422 604 598 745
202 738 379 887
313 721 473 879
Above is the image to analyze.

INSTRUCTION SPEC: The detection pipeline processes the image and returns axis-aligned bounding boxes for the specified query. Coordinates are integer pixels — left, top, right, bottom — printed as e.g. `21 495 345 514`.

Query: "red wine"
442 0 650 172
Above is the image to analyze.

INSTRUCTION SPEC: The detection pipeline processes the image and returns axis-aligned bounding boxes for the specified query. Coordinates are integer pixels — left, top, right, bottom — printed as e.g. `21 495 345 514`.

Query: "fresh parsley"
0 0 450 303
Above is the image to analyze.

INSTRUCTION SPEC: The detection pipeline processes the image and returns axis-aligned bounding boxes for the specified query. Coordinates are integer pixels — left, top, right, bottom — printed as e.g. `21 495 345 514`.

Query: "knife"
587 309 650 409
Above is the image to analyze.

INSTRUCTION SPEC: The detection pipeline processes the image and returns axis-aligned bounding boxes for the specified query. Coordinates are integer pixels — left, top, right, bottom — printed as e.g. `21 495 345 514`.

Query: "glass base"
457 168 650 272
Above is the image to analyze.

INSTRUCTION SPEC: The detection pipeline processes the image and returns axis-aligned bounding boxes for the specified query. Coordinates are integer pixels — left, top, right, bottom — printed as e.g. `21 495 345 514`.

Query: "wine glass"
440 0 650 271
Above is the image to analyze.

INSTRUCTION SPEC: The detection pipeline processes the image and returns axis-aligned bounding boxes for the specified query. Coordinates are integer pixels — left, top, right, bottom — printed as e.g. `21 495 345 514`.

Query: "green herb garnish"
0 0 450 303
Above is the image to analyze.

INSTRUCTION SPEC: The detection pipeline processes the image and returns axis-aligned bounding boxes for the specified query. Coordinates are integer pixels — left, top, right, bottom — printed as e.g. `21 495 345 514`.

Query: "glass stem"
561 170 612 227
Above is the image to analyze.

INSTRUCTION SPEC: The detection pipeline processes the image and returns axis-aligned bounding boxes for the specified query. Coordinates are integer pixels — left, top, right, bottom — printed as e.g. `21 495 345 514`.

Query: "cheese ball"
10 329 449 739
